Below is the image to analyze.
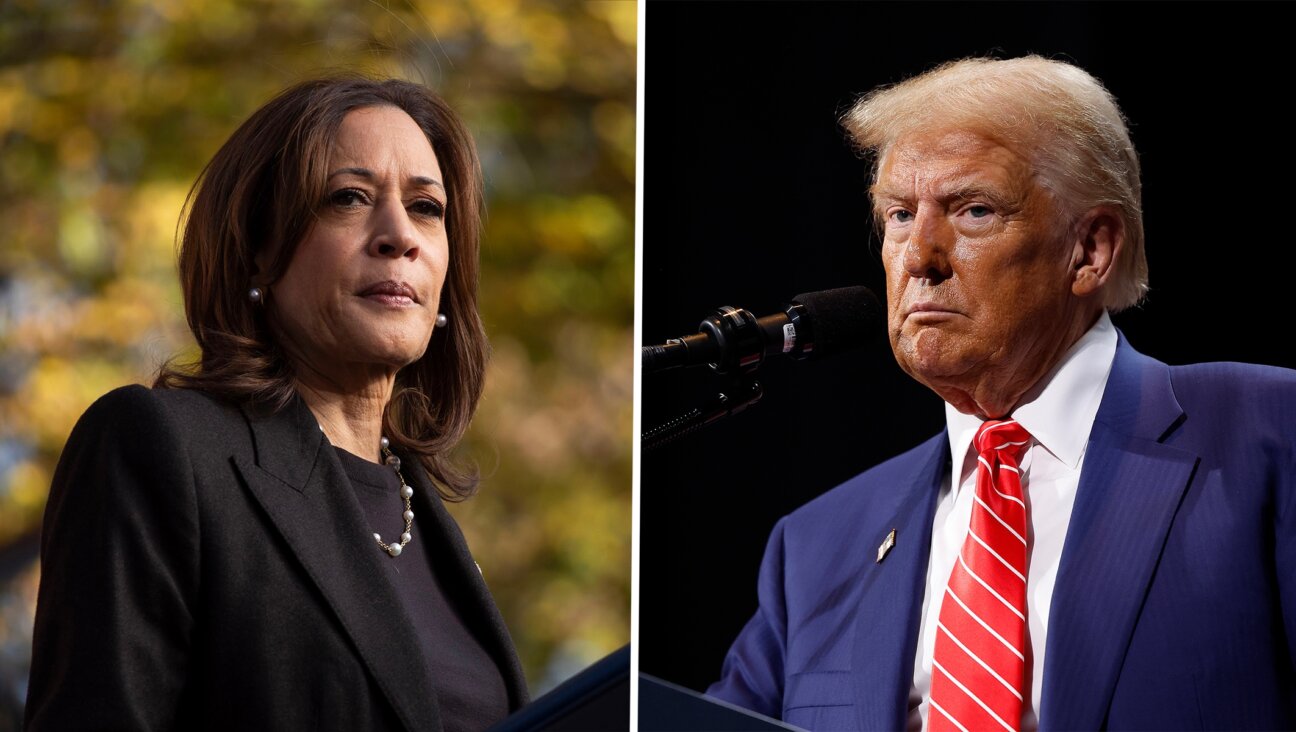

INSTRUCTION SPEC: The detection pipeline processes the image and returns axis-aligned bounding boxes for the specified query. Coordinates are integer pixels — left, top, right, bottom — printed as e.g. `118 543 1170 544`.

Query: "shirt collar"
944 310 1118 480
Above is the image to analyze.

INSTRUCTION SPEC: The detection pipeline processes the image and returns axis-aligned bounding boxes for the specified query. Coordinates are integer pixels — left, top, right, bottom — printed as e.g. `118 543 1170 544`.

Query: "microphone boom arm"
641 377 763 453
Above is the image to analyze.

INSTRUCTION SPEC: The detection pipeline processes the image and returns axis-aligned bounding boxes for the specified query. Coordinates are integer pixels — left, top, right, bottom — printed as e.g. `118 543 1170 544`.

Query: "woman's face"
265 105 450 384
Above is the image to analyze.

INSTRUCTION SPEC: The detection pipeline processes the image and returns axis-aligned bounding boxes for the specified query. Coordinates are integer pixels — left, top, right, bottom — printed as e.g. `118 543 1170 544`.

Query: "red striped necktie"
929 419 1032 732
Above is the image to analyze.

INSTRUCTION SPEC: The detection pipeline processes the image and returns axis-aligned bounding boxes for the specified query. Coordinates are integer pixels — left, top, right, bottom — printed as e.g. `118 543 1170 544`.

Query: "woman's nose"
368 198 420 260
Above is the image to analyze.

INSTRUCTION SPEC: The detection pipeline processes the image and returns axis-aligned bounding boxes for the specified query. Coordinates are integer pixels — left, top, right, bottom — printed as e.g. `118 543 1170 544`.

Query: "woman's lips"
357 281 419 307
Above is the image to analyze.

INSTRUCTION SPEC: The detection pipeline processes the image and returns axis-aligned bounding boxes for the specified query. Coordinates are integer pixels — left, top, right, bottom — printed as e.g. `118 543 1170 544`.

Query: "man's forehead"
872 129 1035 200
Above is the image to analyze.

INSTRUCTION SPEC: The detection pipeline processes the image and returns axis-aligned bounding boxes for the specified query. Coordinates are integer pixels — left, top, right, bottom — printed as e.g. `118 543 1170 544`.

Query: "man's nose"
368 198 420 260
903 209 953 282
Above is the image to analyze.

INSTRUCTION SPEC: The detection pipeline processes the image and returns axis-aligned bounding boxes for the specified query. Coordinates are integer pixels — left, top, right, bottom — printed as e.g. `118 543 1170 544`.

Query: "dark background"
640 1 1296 693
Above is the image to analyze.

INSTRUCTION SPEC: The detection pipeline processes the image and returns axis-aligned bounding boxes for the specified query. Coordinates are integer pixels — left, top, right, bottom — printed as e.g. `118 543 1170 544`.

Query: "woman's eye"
329 188 367 207
410 199 445 219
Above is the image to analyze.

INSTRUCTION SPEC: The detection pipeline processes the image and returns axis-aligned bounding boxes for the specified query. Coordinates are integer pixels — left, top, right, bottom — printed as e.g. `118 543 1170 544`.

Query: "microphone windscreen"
792 286 884 357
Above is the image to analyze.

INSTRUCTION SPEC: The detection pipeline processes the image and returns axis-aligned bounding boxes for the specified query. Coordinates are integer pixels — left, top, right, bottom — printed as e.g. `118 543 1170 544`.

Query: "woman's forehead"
326 106 441 176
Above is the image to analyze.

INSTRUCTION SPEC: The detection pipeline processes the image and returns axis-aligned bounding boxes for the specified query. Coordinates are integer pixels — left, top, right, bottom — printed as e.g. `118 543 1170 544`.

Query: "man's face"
874 129 1086 416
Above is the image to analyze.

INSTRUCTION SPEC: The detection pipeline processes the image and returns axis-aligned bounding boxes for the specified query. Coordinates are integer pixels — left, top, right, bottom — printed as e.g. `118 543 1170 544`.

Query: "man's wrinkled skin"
873 129 1124 418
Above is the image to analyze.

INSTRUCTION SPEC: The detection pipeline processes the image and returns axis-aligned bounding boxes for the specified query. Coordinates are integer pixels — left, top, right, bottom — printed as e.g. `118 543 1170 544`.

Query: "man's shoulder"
1120 335 1296 401
1169 359 1296 398
1164 359 1296 438
1109 338 1296 433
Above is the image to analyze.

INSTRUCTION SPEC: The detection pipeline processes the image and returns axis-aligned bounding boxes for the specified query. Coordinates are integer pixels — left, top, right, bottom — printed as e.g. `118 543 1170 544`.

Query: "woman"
24 78 528 730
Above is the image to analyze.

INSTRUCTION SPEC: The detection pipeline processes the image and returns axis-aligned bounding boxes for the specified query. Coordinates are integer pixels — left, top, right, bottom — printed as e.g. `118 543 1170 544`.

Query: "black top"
26 386 528 731
334 447 510 732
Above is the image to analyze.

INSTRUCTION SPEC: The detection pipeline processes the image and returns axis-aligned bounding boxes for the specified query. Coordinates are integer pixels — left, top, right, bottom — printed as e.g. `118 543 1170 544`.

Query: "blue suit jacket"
709 334 1296 730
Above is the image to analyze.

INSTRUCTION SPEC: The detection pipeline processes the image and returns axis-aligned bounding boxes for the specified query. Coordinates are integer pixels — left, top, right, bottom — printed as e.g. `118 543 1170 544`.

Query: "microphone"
642 286 883 375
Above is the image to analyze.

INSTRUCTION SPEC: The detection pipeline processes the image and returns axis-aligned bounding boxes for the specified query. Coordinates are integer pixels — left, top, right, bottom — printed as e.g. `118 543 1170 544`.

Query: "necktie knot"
974 419 1032 463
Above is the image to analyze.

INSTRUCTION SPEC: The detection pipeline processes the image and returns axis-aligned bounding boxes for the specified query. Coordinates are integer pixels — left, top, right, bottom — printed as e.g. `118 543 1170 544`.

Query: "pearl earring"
248 287 264 304
435 313 448 328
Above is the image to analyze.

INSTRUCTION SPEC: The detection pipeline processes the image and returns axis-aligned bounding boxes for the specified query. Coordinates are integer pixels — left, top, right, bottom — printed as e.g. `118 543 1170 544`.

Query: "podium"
486 647 805 731
489 645 629 731
638 674 802 731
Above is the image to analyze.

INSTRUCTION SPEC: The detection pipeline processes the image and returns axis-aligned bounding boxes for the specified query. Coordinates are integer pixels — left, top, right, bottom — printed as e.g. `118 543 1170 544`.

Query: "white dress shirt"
907 312 1118 731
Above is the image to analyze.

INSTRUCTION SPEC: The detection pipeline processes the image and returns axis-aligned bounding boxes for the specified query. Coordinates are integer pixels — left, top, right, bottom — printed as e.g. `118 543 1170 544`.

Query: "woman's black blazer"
25 385 529 730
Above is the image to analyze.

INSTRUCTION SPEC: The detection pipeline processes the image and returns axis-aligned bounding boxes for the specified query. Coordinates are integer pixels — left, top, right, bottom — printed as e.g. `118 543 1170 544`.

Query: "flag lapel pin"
876 528 897 563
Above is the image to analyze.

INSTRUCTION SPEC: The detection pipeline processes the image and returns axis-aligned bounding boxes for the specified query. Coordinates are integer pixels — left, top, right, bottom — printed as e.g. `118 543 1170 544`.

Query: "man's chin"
894 330 976 378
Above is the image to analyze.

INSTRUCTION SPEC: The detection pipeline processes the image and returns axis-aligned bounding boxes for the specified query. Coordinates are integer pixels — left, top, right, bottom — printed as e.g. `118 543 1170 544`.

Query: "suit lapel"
404 465 531 709
232 398 442 732
1040 335 1198 729
853 434 947 730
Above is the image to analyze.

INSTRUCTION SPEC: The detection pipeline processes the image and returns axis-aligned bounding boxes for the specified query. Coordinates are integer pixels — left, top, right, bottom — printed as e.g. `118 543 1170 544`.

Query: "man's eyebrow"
869 182 906 201
870 181 1018 208
944 183 1015 205
326 167 445 191
869 185 909 213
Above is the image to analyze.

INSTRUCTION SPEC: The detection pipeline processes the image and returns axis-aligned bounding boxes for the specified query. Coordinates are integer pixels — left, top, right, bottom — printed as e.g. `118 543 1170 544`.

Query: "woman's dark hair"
156 77 488 500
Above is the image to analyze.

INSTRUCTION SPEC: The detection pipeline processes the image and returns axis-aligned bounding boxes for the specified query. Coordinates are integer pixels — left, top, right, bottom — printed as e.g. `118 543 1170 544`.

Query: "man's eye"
329 189 367 207
966 205 992 218
890 210 914 223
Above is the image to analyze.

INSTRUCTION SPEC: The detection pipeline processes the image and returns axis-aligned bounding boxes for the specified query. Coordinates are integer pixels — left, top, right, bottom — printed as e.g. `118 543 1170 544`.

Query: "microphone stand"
641 286 880 452
639 292 827 451
641 374 763 453
641 303 774 451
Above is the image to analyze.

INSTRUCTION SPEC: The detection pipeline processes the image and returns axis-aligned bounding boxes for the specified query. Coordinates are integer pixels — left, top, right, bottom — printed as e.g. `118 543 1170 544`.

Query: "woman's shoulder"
74 384 248 452
85 383 240 419
57 385 258 513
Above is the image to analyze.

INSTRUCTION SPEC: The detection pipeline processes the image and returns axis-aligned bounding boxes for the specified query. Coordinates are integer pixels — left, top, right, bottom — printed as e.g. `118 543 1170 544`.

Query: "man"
707 56 1296 730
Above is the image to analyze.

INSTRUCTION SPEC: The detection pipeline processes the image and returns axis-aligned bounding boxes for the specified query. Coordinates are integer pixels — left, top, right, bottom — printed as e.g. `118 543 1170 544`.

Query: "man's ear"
1070 205 1124 298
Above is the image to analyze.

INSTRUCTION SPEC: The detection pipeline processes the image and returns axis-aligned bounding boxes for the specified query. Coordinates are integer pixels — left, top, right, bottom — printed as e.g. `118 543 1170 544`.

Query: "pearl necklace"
373 436 415 557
